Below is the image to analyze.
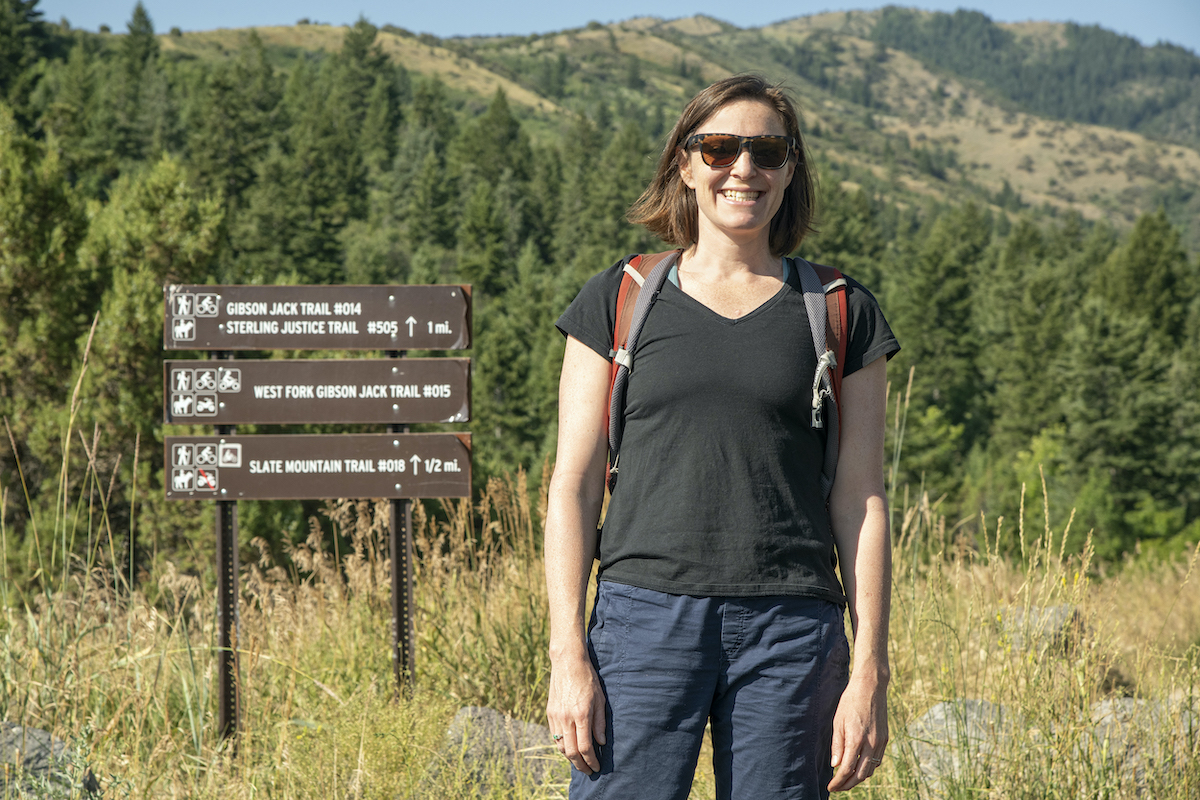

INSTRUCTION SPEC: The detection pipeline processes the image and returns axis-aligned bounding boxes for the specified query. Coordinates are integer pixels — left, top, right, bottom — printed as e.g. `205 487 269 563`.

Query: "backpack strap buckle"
811 349 837 429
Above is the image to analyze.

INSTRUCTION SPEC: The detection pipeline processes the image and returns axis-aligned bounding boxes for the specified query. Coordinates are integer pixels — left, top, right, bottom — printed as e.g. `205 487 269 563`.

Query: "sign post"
387 350 415 694
164 284 471 737
214 413 239 740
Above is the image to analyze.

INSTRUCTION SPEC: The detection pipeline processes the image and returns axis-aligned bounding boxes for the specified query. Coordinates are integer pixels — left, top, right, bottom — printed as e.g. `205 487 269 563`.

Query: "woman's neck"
680 235 780 281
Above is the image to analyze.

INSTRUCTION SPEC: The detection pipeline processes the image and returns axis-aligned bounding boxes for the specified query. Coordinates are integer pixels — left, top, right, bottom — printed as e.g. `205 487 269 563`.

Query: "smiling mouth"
721 190 762 201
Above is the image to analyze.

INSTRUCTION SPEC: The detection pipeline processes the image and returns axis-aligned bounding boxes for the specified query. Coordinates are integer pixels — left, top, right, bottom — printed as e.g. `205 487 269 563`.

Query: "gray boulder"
417 706 568 797
1081 698 1199 792
906 699 1015 794
997 604 1083 652
0 722 101 798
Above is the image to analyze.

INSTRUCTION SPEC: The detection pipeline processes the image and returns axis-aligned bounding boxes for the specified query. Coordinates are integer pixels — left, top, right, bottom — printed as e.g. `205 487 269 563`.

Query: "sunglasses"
684 133 797 170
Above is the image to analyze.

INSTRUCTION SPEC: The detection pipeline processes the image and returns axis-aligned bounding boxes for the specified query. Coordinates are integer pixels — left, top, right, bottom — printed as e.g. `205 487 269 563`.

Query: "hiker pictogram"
173 294 193 317
174 444 194 466
174 370 191 392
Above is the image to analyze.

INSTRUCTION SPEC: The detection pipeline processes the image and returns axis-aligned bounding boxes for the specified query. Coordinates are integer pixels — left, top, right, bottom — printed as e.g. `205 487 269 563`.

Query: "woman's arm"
826 355 892 793
544 336 612 775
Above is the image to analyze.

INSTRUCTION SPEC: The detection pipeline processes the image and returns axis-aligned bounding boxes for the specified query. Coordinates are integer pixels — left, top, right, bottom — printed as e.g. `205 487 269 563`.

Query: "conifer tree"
410 75 457 153
235 50 368 284
447 89 532 185
975 219 1086 458
0 0 56 126
112 1 159 161
887 203 991 445
469 240 556 484
456 180 508 296
0 104 88 486
122 2 158 75
78 155 224 571
188 31 281 207
35 38 121 197
361 75 397 176
404 146 455 250
1093 208 1191 343
802 176 886 289
1059 295 1178 556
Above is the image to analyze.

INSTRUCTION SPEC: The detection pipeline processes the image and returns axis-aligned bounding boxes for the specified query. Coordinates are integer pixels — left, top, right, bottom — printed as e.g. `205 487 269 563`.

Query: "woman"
545 74 897 799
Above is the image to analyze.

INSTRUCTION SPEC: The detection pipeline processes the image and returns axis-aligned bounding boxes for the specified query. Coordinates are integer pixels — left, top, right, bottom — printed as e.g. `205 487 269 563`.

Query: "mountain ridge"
155 8 1200 251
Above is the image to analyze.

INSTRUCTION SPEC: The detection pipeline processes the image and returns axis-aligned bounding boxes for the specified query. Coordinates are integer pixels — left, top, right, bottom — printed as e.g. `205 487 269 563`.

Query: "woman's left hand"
827 671 889 792
827 357 891 793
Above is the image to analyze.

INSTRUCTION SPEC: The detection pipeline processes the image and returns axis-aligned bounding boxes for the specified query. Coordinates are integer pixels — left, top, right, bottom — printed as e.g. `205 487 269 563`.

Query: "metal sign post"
212 351 240 745
214 427 239 742
389 495 414 694
387 351 415 695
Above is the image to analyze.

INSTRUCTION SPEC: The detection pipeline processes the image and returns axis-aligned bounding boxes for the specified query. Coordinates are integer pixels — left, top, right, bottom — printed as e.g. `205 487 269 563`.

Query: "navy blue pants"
570 582 850 800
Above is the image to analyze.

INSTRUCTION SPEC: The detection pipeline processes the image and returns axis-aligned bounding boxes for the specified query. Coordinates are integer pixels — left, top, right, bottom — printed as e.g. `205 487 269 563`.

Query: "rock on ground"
997 604 1084 652
0 722 101 798
906 699 1016 793
1082 697 1200 791
415 706 568 798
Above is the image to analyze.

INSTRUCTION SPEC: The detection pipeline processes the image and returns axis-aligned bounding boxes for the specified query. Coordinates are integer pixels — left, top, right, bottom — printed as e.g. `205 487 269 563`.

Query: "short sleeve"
555 258 629 360
841 276 900 377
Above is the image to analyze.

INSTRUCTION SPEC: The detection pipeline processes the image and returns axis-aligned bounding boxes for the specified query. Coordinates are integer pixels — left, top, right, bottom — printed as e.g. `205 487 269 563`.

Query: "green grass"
2 377 1198 797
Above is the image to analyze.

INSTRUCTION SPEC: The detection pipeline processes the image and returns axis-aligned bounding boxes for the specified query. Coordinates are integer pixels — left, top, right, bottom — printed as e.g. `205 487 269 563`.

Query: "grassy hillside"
5 470 1198 798
158 10 1200 252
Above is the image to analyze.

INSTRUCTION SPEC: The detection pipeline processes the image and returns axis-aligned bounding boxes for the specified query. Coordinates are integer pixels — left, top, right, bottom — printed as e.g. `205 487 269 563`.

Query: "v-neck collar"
664 259 794 324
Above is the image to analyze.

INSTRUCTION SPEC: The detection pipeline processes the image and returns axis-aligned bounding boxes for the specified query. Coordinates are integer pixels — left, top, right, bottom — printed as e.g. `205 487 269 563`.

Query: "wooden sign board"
164 284 471 351
165 433 471 500
164 358 470 425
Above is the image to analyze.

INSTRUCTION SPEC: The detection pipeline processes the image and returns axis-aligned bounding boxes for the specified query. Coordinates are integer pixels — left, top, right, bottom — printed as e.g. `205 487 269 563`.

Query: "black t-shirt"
556 257 900 603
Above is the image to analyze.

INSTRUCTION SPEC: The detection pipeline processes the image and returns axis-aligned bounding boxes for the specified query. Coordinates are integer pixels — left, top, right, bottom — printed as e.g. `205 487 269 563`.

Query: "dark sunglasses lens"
751 138 789 168
699 135 741 167
697 135 790 168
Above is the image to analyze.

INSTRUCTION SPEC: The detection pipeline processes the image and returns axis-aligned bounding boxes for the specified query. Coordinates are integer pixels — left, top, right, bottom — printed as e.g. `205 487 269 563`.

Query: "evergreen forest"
2 0 1199 593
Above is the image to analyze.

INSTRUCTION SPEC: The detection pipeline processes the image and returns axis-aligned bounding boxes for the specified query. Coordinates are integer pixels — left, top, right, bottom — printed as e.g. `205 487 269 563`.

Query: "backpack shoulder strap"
794 257 849 501
604 249 680 491
811 263 849 407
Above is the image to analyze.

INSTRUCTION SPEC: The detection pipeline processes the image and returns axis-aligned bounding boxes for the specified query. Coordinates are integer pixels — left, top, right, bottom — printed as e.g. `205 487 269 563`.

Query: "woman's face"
678 99 795 250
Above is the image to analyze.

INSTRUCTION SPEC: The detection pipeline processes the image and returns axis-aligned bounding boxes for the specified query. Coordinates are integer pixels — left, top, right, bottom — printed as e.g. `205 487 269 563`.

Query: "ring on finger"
867 757 882 764
553 733 563 741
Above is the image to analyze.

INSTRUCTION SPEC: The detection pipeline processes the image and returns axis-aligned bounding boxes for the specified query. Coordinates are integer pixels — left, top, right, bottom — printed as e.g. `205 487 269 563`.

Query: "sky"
38 0 1200 56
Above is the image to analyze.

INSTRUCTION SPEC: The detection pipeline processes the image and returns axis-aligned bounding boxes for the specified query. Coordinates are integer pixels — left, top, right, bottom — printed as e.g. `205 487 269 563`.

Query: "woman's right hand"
547 651 607 774
544 336 612 774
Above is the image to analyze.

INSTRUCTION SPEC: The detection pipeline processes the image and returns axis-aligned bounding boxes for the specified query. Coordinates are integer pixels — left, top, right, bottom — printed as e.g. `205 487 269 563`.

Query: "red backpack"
604 250 849 499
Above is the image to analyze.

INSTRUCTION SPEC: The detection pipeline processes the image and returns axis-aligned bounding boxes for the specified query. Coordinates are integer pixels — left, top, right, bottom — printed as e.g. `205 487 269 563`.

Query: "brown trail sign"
165 280 472 738
164 358 470 425
164 284 471 350
165 433 471 500
163 282 472 737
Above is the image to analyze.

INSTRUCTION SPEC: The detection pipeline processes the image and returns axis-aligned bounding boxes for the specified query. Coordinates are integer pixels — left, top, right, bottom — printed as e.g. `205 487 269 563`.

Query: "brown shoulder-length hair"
627 74 815 257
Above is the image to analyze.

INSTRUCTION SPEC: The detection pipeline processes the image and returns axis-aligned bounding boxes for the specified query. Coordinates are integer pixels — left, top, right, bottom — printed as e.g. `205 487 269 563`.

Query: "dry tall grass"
3 462 1198 797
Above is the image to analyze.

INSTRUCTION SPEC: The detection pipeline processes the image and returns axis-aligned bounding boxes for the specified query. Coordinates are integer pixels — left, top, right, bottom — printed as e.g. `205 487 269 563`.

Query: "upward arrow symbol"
410 454 421 474
405 317 417 337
